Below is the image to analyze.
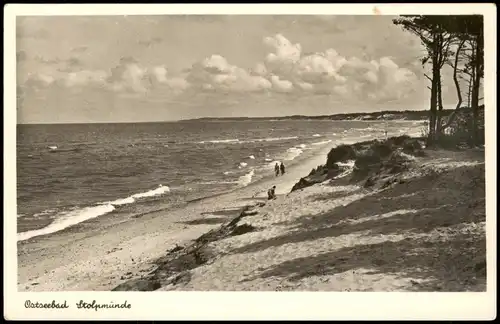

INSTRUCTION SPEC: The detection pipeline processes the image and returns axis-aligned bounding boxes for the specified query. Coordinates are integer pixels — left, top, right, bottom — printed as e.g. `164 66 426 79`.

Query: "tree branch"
439 35 453 68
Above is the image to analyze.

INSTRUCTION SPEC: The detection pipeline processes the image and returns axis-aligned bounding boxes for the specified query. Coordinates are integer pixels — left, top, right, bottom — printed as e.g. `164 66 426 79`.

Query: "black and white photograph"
4 3 496 320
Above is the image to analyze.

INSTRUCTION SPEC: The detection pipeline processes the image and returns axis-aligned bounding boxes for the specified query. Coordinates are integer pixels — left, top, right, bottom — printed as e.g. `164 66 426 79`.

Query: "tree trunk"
467 75 473 108
427 35 440 146
435 74 444 140
471 34 484 146
435 33 446 141
471 74 480 145
442 39 466 133
428 69 439 145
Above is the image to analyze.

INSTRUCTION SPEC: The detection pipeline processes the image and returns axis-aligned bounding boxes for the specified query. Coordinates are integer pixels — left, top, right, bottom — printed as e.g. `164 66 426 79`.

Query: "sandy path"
17 143 333 291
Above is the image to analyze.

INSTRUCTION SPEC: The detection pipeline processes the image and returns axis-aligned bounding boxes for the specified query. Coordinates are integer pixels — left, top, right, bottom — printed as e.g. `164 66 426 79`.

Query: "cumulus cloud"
20 33 419 104
335 56 417 102
259 34 418 102
176 33 417 102
22 56 191 96
151 66 168 83
270 75 293 93
64 70 107 88
149 66 190 92
164 77 190 91
264 33 302 64
251 62 268 77
107 58 150 93
297 81 314 91
186 54 271 93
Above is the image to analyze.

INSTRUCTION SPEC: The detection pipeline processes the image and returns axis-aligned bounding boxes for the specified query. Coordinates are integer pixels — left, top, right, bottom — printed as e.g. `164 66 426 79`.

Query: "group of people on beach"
274 162 286 177
267 162 286 200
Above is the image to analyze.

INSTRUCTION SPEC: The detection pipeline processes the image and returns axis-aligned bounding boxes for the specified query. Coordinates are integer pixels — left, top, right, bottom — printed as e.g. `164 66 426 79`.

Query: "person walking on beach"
275 163 280 177
280 162 286 176
267 185 277 200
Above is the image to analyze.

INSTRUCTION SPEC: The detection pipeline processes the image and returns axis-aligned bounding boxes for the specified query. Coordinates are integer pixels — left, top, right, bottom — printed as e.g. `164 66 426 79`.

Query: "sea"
16 119 425 241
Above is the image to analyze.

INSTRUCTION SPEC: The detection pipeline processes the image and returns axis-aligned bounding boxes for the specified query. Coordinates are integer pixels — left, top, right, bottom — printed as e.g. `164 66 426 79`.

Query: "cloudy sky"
16 15 461 124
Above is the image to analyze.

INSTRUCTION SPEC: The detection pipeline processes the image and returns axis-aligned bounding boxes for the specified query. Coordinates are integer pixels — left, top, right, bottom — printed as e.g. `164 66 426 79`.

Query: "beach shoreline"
17 134 486 292
17 138 334 291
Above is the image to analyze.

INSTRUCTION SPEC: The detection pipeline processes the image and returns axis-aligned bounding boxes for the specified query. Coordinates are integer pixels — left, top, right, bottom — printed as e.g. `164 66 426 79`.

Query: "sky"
16 15 464 124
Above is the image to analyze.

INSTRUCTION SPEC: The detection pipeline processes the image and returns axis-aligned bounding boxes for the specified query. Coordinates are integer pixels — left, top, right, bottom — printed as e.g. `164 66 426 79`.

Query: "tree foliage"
393 15 484 146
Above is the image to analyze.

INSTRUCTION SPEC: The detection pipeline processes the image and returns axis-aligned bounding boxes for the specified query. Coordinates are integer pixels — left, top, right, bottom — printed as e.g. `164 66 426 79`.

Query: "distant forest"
185 105 484 122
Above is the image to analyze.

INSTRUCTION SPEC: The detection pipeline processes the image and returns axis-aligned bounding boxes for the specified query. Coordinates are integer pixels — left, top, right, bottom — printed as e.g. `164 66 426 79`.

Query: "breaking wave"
17 185 171 241
238 169 255 186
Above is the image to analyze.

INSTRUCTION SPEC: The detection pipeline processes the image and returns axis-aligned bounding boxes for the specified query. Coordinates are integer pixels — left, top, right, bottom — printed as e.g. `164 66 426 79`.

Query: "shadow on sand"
233 163 486 291
178 218 228 226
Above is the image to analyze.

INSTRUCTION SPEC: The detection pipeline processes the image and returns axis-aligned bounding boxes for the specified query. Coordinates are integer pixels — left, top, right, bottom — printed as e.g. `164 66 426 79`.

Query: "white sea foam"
106 185 171 205
254 136 299 142
31 209 57 218
198 136 299 145
248 155 255 160
284 147 303 161
48 145 58 150
312 134 322 137
297 144 307 149
264 158 273 162
199 139 240 144
238 169 255 186
130 184 170 199
312 140 332 146
199 180 238 185
17 184 171 242
17 204 116 242
239 162 248 168
109 197 135 205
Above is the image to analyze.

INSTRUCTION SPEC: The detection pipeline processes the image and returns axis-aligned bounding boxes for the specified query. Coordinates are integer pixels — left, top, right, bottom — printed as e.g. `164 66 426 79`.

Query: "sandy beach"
17 135 486 292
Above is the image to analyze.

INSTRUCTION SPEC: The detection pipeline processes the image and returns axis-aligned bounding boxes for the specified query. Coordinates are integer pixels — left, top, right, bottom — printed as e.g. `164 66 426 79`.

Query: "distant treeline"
184 106 484 122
